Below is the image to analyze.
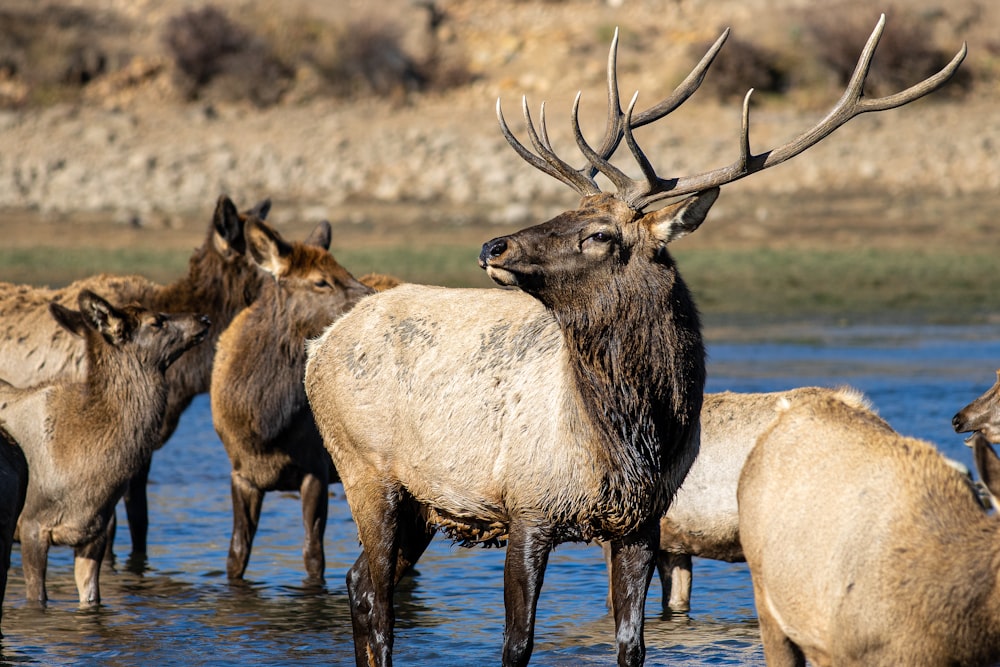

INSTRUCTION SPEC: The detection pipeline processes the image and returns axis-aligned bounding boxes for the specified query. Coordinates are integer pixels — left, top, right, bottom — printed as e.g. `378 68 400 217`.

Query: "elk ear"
304 220 332 250
212 194 246 257
245 197 271 221
49 302 89 338
973 432 1000 505
75 290 130 345
245 217 293 277
645 187 720 245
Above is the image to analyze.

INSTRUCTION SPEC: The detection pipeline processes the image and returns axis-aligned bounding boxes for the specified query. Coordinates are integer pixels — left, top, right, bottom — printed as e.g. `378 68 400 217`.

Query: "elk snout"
479 237 508 268
953 412 968 433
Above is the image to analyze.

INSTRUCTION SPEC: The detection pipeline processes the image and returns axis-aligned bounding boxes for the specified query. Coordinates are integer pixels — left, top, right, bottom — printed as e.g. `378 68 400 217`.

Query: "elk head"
953 370 1000 444
49 290 210 373
244 216 373 312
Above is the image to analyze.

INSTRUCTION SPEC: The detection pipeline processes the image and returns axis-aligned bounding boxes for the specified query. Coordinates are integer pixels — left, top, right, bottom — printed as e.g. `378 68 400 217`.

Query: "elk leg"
19 519 49 605
394 495 434 583
753 579 806 667
74 534 106 607
227 472 264 580
345 479 401 667
600 540 614 610
664 552 692 613
609 525 657 667
123 457 152 557
502 521 553 667
300 472 328 583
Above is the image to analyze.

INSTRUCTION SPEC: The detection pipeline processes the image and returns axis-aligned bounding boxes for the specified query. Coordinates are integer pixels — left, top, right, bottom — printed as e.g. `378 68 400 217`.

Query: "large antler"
498 15 967 210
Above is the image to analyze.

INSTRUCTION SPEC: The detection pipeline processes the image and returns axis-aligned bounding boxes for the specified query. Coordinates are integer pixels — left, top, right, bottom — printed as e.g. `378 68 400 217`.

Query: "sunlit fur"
739 393 1000 667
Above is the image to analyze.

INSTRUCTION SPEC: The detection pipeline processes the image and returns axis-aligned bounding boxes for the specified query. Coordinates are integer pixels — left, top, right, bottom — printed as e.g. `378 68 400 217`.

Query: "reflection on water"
1 324 996 665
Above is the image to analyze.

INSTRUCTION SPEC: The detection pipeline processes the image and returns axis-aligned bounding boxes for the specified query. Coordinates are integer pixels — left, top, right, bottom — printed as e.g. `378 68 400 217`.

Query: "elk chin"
484 265 519 287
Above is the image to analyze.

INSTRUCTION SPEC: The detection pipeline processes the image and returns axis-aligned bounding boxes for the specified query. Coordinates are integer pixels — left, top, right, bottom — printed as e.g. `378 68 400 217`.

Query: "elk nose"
952 413 965 432
478 238 508 267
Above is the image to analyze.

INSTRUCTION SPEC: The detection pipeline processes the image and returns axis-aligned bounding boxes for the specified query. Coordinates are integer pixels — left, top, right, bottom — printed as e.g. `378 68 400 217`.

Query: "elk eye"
583 231 614 248
314 279 332 289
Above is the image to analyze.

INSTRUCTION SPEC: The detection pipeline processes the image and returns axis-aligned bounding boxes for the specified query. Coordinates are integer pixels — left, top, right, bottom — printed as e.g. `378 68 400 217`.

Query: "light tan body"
307 285 639 537
738 393 1000 667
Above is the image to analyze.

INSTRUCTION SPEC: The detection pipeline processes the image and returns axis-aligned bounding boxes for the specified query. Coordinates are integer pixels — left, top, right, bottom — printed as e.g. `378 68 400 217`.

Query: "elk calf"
1 291 208 606
953 369 1000 443
739 393 1000 667
602 386 873 613
211 217 374 582
0 194 271 561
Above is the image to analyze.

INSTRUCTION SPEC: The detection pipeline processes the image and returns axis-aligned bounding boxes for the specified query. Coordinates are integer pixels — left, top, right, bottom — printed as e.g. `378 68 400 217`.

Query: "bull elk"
739 394 1000 666
0 195 271 563
953 369 1000 443
211 216 374 583
304 17 964 667
1 291 209 606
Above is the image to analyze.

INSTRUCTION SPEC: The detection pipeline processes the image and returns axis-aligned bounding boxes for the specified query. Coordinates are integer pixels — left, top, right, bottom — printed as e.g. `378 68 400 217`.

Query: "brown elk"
601 386 874 613
210 216 374 583
0 427 27 629
739 393 1000 667
953 369 1000 443
304 18 964 667
1 290 209 606
0 195 270 562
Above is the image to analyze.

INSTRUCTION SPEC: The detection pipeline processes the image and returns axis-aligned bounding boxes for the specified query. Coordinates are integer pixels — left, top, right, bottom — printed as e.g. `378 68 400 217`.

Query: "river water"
1 323 997 666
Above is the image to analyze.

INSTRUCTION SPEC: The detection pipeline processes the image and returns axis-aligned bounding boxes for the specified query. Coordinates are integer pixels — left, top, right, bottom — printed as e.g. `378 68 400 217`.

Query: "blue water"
1 323 997 665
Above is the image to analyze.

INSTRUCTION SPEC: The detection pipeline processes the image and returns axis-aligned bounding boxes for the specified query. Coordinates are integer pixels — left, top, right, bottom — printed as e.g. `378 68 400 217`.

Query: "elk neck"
554 249 705 532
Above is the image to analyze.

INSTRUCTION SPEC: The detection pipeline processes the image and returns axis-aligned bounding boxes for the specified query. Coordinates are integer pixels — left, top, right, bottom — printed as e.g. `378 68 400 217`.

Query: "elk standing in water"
739 395 1000 667
211 216 374 583
1 290 209 606
0 195 271 563
305 18 964 667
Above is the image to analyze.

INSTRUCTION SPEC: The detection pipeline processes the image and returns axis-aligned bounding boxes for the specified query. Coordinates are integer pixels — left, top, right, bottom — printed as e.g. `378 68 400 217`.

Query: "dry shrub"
803 4 971 97
163 5 294 107
0 6 127 107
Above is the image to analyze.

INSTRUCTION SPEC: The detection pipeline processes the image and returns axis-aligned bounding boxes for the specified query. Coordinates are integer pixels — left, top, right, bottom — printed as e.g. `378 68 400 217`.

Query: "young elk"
602 386 874 613
0 194 271 561
953 369 1000 443
304 18 963 667
211 216 374 583
1 290 209 606
739 394 1000 667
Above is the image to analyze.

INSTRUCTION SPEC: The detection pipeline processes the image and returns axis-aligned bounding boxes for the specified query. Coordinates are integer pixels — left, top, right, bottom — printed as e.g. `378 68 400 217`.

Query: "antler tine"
496 97 600 197
585 27 730 178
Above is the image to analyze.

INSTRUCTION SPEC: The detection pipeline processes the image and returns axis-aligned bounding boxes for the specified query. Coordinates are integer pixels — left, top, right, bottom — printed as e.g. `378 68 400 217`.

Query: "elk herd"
0 14 991 667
